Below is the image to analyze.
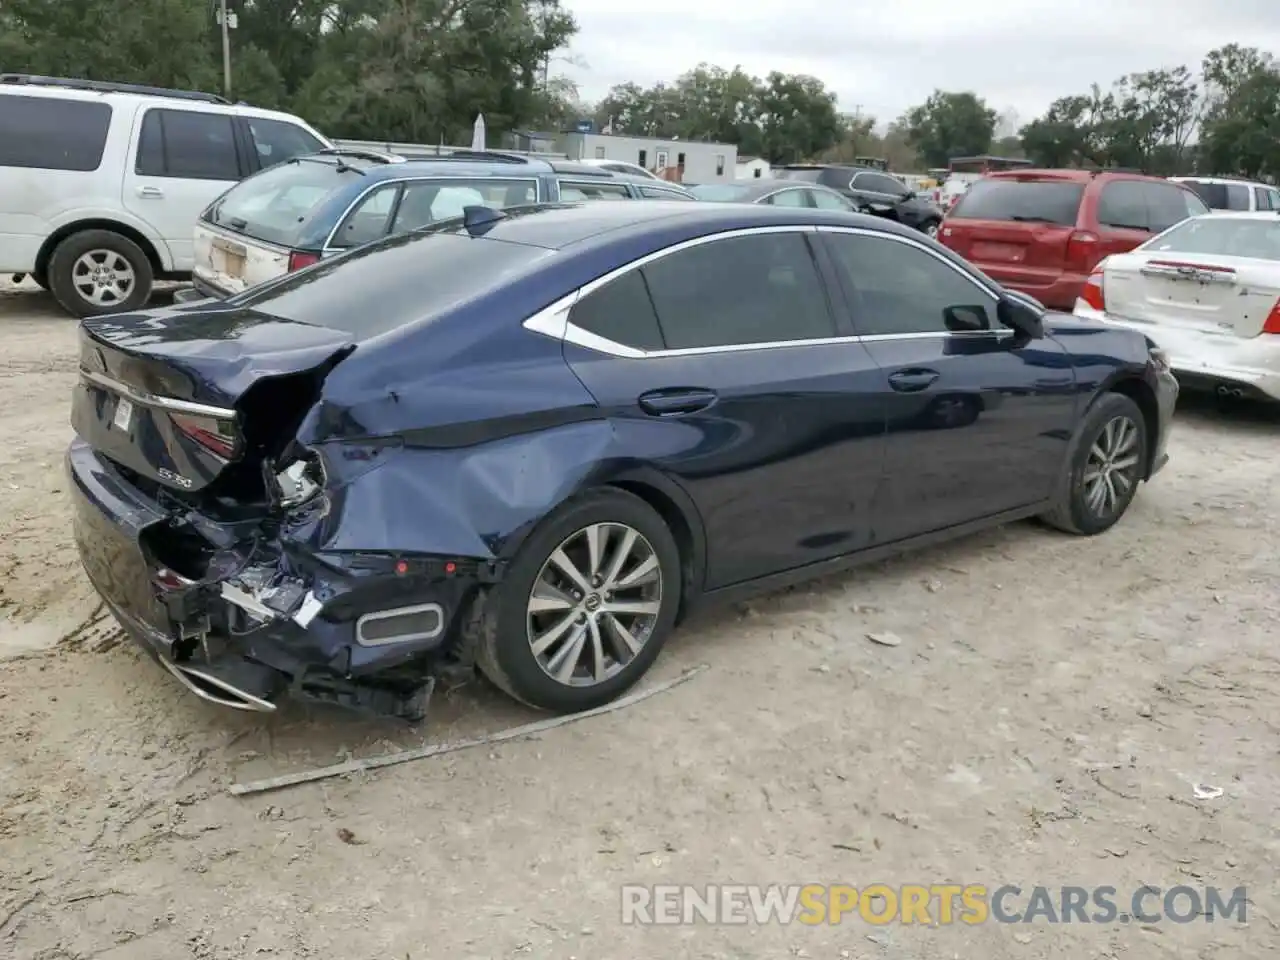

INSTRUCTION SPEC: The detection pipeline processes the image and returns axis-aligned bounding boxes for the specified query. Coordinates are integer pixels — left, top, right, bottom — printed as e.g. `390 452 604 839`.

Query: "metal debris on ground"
1192 783 1224 800
229 664 710 797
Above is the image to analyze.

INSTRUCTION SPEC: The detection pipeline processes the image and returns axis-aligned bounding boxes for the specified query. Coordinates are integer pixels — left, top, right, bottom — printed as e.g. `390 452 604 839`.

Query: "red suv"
937 169 1210 310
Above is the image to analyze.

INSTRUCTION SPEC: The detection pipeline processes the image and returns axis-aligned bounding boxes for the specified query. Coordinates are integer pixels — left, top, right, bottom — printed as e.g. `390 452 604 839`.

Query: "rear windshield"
689 183 753 201
205 159 361 246
1143 217 1280 261
231 229 555 341
772 168 824 183
1180 180 1251 211
949 178 1085 226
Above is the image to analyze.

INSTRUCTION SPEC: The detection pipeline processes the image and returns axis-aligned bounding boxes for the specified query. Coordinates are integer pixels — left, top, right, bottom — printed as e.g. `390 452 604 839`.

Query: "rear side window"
206 159 359 246
950 179 1084 226
772 168 825 183
247 118 325 170
766 189 811 207
569 270 666 351
331 184 398 249
640 186 694 200
136 108 240 180
1097 181 1149 230
0 94 112 171
641 232 835 349
236 231 555 341
1182 180 1250 211
392 178 538 232
559 180 632 201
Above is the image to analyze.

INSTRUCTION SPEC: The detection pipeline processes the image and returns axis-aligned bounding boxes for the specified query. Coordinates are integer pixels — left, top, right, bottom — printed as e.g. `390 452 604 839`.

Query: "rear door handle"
637 388 718 417
137 186 164 199
887 368 940 393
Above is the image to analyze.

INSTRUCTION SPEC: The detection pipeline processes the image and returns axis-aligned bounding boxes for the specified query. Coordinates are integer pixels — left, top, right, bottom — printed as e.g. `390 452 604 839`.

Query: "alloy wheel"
72 249 136 306
1082 415 1142 517
526 522 663 687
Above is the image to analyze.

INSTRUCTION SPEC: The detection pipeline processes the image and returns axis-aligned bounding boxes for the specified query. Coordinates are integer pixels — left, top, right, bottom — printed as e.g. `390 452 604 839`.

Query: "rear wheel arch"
605 476 705 621
37 219 166 282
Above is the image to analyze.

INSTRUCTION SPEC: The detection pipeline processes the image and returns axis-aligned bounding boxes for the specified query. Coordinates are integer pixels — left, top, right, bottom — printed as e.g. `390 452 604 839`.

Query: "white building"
556 132 737 183
736 156 771 180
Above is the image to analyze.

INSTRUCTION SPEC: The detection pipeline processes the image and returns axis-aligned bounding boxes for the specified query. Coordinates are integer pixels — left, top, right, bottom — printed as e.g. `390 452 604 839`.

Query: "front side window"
0 94 112 171
247 117 325 170
330 184 398 248
558 180 632 201
1253 186 1271 211
824 232 996 336
641 232 835 349
135 108 240 180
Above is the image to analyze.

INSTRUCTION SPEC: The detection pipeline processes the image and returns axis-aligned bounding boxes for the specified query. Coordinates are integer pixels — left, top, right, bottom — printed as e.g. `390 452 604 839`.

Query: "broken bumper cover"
67 439 498 718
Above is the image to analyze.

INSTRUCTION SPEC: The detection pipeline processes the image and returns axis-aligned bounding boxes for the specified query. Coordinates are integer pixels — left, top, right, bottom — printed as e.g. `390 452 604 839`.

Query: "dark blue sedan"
68 201 1177 720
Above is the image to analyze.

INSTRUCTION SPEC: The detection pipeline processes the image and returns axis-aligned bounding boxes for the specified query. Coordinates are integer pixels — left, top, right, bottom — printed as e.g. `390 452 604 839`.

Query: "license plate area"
112 397 133 432
211 236 248 279
972 241 1025 262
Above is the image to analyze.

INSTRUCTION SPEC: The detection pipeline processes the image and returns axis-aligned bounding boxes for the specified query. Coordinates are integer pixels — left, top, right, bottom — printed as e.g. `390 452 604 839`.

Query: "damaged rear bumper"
67 439 500 720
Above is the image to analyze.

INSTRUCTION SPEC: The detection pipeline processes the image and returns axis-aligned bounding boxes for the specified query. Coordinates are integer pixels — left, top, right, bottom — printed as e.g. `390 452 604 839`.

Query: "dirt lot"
1 278 1278 959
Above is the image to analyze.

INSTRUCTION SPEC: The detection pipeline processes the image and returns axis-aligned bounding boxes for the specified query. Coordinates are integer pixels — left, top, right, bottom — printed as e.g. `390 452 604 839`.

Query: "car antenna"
462 205 506 236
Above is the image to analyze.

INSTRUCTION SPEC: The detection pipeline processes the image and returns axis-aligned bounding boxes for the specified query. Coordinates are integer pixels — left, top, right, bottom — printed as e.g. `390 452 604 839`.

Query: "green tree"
902 90 997 167
755 72 842 164
1199 44 1280 179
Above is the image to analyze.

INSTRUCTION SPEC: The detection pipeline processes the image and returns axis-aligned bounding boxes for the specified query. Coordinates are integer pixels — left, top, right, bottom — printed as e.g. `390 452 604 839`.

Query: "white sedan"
1073 211 1280 402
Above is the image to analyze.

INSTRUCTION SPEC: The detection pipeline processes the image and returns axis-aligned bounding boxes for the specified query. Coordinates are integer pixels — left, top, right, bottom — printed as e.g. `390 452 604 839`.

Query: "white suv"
1170 176 1280 213
0 74 330 317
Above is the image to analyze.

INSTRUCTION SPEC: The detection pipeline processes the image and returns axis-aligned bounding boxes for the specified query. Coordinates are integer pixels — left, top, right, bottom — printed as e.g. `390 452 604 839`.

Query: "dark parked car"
69 201 1176 722
773 164 945 236
688 178 858 210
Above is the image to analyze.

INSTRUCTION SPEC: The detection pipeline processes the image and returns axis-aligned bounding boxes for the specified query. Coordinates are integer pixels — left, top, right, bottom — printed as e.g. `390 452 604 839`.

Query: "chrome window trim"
79 369 238 420
521 223 1013 359
321 175 542 252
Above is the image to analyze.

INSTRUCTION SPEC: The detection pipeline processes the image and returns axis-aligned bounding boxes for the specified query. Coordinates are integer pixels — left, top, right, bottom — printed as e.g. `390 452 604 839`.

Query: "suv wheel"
470 488 682 713
922 220 940 239
48 230 154 319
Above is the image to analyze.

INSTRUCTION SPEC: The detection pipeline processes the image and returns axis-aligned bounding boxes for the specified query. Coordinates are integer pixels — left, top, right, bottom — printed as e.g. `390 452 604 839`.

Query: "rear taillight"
1065 230 1100 274
1264 298 1280 334
172 413 238 459
288 251 320 272
1080 264 1106 311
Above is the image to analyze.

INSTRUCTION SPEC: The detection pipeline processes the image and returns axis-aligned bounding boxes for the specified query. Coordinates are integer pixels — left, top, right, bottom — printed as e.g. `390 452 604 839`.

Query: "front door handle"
137 185 164 199
637 388 718 417
887 368 940 393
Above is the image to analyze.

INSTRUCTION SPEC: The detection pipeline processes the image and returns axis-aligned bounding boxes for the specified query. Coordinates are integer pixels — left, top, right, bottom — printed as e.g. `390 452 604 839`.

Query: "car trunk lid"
72 304 354 496
1104 252 1280 338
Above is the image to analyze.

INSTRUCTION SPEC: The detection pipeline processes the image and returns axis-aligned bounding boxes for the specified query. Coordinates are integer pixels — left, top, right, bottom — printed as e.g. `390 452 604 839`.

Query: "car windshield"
1181 180 1251 211
231 227 555 341
949 179 1084 226
772 168 824 183
689 184 753 201
206 158 365 246
1143 217 1280 261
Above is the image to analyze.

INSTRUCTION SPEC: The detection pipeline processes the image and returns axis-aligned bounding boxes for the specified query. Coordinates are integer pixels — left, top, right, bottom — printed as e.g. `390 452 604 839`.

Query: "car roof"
1186 210 1280 221
433 199 909 251
313 154 557 182
1171 175 1270 186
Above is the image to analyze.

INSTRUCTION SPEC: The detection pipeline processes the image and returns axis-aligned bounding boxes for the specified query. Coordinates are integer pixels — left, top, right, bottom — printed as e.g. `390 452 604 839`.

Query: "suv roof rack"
434 149 532 165
0 73 229 104
1094 166 1146 176
548 160 613 176
314 146 403 164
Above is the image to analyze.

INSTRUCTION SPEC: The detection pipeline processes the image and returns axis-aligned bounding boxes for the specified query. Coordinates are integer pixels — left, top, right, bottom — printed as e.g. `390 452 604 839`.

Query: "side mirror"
997 294 1045 339
943 304 989 332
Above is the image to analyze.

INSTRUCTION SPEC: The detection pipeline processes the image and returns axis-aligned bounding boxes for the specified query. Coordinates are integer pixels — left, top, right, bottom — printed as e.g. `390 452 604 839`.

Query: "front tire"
48 230 154 319
472 488 682 713
1041 393 1148 535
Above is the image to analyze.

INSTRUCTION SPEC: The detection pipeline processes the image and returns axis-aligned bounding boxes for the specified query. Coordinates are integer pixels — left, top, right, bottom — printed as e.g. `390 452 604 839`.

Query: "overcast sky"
561 0 1280 131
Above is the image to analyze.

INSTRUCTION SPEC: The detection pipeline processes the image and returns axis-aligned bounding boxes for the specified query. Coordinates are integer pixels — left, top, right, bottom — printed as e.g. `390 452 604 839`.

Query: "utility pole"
218 0 233 99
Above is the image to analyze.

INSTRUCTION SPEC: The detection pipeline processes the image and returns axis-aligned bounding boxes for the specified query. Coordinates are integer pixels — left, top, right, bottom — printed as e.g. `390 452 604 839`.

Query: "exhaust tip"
160 657 279 713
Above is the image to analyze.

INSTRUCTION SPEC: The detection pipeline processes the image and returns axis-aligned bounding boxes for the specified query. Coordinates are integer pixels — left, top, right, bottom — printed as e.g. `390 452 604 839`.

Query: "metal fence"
332 139 569 160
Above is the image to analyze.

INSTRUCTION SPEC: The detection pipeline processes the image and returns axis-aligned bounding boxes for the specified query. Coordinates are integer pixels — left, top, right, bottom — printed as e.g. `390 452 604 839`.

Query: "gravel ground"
1 279 1277 959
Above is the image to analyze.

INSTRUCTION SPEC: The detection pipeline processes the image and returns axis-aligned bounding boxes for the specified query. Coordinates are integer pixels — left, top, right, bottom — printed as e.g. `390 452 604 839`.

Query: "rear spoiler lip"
79 368 238 421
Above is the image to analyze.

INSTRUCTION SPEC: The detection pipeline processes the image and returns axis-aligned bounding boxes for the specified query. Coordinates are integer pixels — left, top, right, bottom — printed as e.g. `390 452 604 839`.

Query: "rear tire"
48 230 154 319
922 219 941 239
471 488 682 713
1040 393 1148 536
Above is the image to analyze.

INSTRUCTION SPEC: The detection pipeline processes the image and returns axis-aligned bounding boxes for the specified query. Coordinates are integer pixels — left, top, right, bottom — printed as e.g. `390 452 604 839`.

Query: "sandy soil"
1 279 1278 959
